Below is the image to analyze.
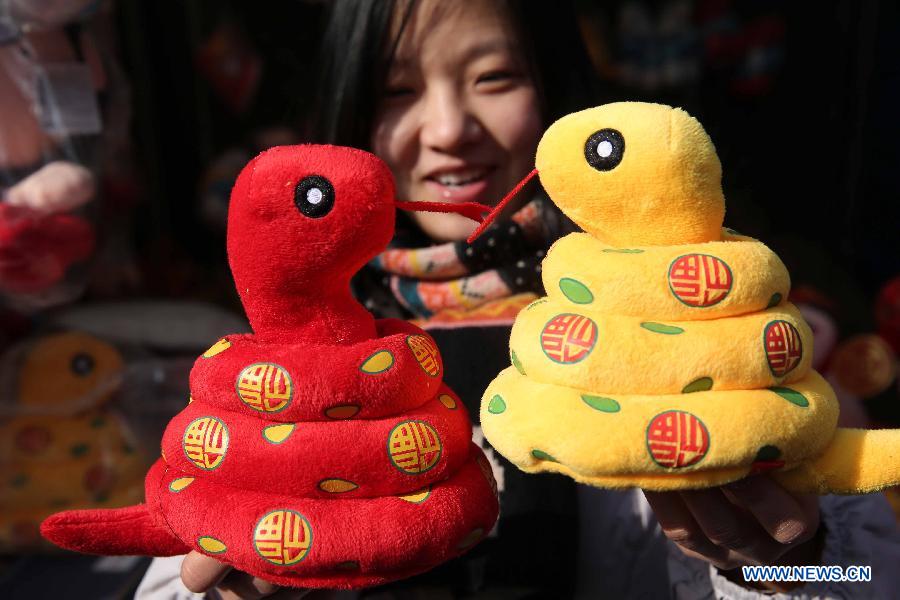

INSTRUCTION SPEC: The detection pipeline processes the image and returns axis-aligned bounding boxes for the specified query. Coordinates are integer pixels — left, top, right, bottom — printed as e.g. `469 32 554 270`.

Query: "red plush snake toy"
41 145 499 588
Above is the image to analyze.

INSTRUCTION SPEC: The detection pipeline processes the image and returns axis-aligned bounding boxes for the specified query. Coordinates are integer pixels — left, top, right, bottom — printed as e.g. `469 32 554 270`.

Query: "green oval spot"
602 248 644 254
559 278 594 304
10 474 28 488
488 395 507 414
70 443 90 457
641 322 685 335
755 445 781 461
682 377 713 393
581 394 620 413
531 449 557 462
510 350 525 375
770 387 809 407
90 417 106 429
766 293 783 309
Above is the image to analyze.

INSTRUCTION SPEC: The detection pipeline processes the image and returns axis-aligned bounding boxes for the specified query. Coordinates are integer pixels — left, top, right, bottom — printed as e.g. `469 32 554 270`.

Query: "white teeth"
434 168 488 186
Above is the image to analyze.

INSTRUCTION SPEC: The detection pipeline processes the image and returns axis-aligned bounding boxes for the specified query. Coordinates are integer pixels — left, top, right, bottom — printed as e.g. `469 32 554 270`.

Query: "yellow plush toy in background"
474 102 900 494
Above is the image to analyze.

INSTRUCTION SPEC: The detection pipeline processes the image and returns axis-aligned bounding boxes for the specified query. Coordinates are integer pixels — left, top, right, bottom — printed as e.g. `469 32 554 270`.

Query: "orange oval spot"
263 423 295 444
202 338 231 358
398 487 431 503
360 350 394 374
169 477 195 492
318 479 359 493
325 405 360 419
197 536 227 554
438 394 457 409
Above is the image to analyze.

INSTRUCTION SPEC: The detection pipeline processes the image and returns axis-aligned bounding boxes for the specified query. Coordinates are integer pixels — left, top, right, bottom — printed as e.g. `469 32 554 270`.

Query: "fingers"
645 476 822 570
723 476 820 545
181 551 232 593
180 551 319 600
680 487 782 565
215 569 281 600
643 490 733 568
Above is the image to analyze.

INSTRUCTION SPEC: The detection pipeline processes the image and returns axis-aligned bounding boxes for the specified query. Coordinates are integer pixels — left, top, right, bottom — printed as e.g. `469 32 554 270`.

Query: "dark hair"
305 0 600 148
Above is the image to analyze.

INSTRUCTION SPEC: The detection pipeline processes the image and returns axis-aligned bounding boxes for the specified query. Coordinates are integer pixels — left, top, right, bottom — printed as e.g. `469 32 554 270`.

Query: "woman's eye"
478 70 514 83
384 83 416 99
385 87 414 97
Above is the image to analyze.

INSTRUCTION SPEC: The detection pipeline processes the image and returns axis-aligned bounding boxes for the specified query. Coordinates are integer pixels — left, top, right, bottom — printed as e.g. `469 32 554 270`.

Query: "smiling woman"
370 0 543 241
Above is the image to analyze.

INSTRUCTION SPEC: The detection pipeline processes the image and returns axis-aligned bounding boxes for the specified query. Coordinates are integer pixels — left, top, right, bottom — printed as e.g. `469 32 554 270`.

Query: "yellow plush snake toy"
474 102 900 494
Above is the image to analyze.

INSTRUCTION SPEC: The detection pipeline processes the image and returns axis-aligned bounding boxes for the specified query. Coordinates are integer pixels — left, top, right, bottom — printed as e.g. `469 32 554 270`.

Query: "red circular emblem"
668 254 734 307
182 416 229 470
406 335 442 377
15 425 52 453
253 509 313 565
764 320 803 377
235 363 292 412
646 410 710 468
540 313 598 364
388 420 442 474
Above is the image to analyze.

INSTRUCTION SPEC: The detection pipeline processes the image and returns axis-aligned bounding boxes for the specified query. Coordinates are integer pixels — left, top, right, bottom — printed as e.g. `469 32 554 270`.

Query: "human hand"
5 161 95 214
644 475 823 592
180 551 337 600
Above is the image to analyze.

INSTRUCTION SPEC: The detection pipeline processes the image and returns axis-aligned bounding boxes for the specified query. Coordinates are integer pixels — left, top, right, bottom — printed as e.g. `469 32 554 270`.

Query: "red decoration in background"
876 277 900 354
0 204 95 294
195 24 262 114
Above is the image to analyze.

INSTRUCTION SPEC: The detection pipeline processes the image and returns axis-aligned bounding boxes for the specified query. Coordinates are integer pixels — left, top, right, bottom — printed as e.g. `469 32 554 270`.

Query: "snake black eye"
294 175 335 218
70 353 95 376
584 129 625 172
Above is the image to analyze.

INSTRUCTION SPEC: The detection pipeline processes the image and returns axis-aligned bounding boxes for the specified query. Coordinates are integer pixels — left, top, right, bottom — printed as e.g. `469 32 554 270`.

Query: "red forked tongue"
394 200 492 223
466 168 538 243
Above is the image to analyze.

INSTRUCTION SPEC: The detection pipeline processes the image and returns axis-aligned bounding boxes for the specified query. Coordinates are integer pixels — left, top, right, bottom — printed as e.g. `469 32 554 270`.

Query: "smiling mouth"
428 167 492 187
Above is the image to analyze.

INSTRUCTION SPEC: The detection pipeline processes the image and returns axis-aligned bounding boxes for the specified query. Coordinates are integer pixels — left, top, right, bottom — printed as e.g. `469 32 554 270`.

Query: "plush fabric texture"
534 103 725 247
189 319 444 422
510 299 813 395
0 203 95 294
541 230 791 321
481 102 900 494
42 145 499 588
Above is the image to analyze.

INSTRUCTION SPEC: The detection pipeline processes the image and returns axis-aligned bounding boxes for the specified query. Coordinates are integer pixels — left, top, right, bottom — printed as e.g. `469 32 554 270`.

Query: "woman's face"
371 0 543 242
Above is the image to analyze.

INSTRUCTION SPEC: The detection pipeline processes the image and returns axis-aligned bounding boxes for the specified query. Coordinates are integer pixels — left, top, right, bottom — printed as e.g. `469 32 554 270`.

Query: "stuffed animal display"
0 203 95 295
0 331 144 551
475 102 900 494
41 145 499 589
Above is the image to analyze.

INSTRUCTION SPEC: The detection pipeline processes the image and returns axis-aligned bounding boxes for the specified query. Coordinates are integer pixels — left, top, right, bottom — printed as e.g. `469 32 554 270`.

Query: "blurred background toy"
0 331 147 553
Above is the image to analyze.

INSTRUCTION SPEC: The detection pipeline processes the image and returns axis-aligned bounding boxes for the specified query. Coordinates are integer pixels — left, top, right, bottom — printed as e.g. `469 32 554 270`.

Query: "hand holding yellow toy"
475 102 900 494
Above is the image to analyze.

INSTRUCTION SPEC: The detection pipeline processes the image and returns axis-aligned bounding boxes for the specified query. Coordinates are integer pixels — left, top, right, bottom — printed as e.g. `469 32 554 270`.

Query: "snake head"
534 102 726 247
227 145 396 298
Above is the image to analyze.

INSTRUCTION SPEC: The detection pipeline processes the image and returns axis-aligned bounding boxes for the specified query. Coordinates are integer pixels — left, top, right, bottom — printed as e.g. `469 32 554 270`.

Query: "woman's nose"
419 86 481 152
